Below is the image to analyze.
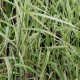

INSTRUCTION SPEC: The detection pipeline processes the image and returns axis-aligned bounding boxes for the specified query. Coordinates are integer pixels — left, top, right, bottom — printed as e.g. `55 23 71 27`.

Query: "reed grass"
0 0 80 80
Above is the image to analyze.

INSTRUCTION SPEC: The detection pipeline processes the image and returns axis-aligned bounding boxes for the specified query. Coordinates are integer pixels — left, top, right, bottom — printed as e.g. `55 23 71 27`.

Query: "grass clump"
0 0 80 80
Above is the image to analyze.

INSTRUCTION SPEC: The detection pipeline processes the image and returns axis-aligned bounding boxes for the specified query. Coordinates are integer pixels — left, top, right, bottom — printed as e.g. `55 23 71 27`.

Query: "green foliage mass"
0 0 80 80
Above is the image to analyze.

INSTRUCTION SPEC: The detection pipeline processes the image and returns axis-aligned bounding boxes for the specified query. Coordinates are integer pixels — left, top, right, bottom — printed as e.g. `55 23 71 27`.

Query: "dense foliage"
0 0 80 80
